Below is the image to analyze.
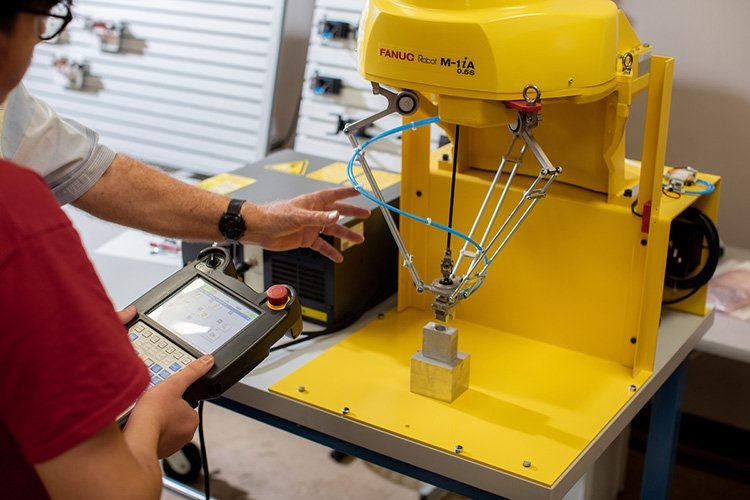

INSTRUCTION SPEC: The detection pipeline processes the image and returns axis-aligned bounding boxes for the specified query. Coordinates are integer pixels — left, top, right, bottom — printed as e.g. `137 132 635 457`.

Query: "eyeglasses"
21 1 73 41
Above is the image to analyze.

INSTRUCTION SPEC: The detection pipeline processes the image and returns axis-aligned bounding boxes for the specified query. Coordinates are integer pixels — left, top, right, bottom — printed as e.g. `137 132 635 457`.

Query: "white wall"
23 0 313 175
618 0 750 249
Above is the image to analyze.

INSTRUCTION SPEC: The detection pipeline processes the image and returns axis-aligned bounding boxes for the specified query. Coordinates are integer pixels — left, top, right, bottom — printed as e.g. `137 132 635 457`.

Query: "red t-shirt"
0 160 150 498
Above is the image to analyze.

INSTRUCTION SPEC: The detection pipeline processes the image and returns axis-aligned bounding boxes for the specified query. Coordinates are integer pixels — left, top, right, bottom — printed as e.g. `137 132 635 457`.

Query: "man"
1 2 369 264
2 2 231 498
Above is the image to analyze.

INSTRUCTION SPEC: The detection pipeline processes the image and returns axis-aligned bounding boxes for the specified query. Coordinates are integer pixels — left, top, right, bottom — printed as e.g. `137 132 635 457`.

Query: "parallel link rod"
346 123 425 290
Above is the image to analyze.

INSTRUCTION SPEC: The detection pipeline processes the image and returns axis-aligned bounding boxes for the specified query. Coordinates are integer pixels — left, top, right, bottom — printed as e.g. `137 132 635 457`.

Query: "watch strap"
226 198 245 217
219 198 246 241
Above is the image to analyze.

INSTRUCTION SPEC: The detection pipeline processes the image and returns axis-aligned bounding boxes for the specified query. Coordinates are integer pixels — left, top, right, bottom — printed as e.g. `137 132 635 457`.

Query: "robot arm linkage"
344 84 562 322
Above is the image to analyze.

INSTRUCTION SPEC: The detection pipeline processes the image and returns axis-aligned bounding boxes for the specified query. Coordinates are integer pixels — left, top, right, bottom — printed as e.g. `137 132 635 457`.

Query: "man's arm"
3 85 116 205
34 423 162 500
7 87 371 261
73 153 371 262
72 153 231 241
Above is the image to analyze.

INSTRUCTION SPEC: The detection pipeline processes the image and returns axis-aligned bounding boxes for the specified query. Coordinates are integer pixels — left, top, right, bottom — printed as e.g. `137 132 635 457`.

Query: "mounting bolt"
640 239 648 246
522 460 532 468
377 313 385 320
630 337 637 344
454 445 463 454
341 407 350 415
297 386 306 393
629 385 637 392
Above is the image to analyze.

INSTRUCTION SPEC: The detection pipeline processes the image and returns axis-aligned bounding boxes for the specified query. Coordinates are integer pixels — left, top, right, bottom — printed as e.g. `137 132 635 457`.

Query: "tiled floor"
161 402 431 500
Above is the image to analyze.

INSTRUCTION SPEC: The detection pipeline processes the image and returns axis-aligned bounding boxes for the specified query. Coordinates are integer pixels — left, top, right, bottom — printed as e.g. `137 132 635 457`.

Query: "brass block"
410 351 470 403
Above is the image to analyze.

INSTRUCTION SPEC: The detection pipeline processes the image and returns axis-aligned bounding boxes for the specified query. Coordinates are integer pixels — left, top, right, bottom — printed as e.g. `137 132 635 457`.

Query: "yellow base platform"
270 307 651 486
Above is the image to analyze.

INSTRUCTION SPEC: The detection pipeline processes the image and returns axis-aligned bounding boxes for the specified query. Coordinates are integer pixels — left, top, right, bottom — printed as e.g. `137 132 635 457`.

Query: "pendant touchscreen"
147 278 259 354
126 247 302 407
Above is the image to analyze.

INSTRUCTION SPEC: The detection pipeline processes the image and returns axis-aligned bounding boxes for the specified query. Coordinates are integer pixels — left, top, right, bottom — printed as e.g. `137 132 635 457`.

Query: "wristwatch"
218 198 246 241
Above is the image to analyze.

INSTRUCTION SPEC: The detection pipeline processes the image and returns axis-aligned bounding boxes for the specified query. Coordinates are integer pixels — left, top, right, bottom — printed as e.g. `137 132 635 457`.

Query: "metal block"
410 351 470 403
422 322 458 364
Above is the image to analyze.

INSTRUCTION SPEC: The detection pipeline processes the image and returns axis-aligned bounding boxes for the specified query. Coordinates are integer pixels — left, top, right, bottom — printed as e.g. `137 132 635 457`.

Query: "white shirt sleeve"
1 84 116 205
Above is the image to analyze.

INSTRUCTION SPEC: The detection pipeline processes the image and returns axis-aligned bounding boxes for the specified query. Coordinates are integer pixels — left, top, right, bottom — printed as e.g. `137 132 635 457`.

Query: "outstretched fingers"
331 200 371 219
321 222 365 245
310 235 343 263
311 186 361 204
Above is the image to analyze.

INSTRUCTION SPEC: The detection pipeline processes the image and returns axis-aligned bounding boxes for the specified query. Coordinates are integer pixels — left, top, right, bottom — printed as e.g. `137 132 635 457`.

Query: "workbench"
215 298 713 499
66 203 730 500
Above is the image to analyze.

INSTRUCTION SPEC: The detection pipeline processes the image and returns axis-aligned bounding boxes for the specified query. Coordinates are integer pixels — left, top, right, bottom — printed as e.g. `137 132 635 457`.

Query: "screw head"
522 460 532 468
341 407 350 415
297 386 306 393
454 445 463 454
629 385 637 392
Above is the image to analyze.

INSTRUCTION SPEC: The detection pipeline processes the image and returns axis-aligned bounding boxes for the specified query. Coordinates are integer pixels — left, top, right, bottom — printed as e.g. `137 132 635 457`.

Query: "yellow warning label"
301 305 328 323
307 162 400 190
197 173 256 194
264 160 309 176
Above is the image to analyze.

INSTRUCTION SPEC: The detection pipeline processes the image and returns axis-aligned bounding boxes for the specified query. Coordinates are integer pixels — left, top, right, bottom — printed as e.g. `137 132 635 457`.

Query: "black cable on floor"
198 401 210 500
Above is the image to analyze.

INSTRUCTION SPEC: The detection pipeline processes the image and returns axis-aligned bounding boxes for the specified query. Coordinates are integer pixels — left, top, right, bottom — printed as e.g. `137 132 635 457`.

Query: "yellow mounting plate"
270 307 651 486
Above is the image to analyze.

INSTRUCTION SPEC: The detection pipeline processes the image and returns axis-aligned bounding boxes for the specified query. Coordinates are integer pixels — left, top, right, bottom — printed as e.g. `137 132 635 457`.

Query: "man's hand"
125 355 215 458
242 186 371 263
37 355 215 498
75 156 373 262
117 305 137 324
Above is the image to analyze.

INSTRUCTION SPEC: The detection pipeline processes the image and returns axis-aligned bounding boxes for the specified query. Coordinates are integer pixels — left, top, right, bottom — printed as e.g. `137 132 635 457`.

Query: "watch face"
219 199 246 241
220 214 245 240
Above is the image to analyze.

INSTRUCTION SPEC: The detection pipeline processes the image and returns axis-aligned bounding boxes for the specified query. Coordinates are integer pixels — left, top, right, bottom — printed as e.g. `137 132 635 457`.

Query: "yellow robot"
272 0 720 489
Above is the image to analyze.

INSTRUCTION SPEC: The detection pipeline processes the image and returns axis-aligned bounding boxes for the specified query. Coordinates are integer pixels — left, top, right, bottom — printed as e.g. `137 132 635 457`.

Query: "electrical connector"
664 166 698 193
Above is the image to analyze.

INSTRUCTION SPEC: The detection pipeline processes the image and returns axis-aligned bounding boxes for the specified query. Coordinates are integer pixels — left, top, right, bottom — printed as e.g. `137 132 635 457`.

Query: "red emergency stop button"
266 284 290 310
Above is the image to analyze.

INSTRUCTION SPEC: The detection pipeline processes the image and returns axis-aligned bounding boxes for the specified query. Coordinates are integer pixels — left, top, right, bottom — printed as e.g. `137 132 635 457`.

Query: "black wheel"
329 449 352 464
163 442 202 483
